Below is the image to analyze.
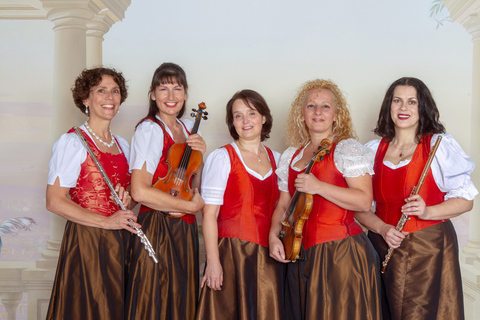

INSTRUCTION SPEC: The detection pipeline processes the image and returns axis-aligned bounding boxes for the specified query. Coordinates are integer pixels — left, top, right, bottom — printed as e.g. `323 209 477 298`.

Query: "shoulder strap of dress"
264 146 277 171
178 119 191 135
145 116 168 135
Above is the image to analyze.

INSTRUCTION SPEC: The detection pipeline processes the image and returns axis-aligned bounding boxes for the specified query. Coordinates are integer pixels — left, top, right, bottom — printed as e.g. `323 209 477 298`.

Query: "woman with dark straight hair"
126 62 205 320
356 77 477 320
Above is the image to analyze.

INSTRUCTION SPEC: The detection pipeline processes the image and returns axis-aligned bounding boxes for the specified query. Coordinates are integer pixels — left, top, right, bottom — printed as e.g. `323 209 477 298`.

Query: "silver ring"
207 280 211 284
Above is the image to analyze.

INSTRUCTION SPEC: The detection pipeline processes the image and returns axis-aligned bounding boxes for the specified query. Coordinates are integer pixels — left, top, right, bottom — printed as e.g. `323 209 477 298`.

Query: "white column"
461 13 480 262
36 1 98 269
442 2 480 319
0 263 31 320
0 292 23 320
86 14 114 68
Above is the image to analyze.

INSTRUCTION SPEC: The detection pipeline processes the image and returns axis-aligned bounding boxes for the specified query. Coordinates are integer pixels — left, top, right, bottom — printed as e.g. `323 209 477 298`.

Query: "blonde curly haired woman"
269 79 382 320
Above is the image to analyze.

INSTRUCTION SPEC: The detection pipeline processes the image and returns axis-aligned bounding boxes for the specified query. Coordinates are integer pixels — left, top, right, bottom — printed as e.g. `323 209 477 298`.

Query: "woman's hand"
294 173 321 194
190 188 205 213
201 259 223 291
105 209 141 234
187 134 207 155
111 183 131 208
269 233 290 263
171 188 204 217
379 223 409 248
402 194 428 219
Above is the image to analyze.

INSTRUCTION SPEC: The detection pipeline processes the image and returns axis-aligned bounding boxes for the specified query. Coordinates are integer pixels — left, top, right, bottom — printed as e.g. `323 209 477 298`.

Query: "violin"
279 139 332 262
153 102 208 216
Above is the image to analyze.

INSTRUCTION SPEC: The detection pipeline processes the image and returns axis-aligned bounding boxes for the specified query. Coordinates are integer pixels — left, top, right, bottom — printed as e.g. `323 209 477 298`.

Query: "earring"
85 105 89 115
117 109 120 114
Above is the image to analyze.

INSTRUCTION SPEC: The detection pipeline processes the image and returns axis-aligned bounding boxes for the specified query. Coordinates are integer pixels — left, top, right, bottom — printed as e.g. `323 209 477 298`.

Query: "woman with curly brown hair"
269 79 382 320
356 77 477 320
46 67 139 319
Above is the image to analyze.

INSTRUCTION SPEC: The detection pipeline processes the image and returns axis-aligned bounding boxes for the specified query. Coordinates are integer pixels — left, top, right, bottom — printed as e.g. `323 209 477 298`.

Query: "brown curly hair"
285 79 357 147
72 67 128 114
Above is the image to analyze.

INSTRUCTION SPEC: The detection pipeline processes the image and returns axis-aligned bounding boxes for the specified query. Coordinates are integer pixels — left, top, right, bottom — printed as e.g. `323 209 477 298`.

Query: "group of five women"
45 62 477 320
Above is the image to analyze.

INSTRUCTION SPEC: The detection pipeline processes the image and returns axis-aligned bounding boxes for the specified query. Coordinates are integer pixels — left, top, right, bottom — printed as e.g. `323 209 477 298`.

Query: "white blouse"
47 124 130 188
365 133 478 201
201 142 281 206
276 138 375 193
129 116 196 175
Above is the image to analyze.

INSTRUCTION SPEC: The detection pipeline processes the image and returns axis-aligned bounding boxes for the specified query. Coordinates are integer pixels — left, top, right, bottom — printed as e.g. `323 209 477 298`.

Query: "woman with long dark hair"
125 62 205 320
356 77 478 319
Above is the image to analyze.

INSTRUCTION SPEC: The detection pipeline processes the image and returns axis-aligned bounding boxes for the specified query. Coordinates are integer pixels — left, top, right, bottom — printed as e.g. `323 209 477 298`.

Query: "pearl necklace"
84 121 116 148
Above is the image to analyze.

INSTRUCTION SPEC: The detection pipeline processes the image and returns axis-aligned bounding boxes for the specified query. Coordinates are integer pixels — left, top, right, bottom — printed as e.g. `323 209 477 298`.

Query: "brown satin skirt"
196 238 286 320
125 211 199 320
46 221 129 320
286 233 382 320
368 220 464 320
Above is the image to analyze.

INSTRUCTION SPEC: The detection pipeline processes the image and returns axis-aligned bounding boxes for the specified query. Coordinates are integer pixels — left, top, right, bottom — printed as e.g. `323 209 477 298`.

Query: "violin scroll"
191 102 208 120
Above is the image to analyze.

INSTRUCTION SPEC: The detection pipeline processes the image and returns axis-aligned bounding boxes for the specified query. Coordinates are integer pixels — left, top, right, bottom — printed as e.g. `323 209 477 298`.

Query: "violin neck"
285 146 323 214
178 112 203 171
190 121 200 135
286 190 301 215
304 156 316 175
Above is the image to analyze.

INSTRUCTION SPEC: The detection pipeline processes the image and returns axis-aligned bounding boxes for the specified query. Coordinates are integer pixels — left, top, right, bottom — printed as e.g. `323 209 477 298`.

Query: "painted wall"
0 0 474 317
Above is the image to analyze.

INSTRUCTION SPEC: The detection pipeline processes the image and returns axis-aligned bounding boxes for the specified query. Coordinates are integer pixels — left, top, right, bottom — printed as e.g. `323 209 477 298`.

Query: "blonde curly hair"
285 79 357 148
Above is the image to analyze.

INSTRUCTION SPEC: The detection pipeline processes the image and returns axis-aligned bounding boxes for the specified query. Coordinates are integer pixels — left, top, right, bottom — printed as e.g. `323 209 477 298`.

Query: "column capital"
39 0 99 31
464 13 480 40
444 0 480 39
87 12 115 40
95 0 131 22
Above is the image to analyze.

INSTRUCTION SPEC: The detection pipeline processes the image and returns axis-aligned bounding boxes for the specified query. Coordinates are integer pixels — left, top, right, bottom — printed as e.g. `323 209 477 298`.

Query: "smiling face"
151 82 187 117
83 75 121 121
390 85 419 132
232 99 266 141
301 88 337 137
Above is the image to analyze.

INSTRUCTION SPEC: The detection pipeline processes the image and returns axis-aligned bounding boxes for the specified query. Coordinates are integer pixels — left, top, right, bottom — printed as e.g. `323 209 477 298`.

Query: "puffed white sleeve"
129 120 164 174
47 133 87 188
364 139 381 154
431 134 478 200
276 147 297 193
115 135 130 161
334 138 375 177
201 148 231 205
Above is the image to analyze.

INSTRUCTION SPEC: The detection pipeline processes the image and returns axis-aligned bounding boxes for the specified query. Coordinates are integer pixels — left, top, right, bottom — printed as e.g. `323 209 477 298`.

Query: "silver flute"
380 136 442 273
74 127 158 263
